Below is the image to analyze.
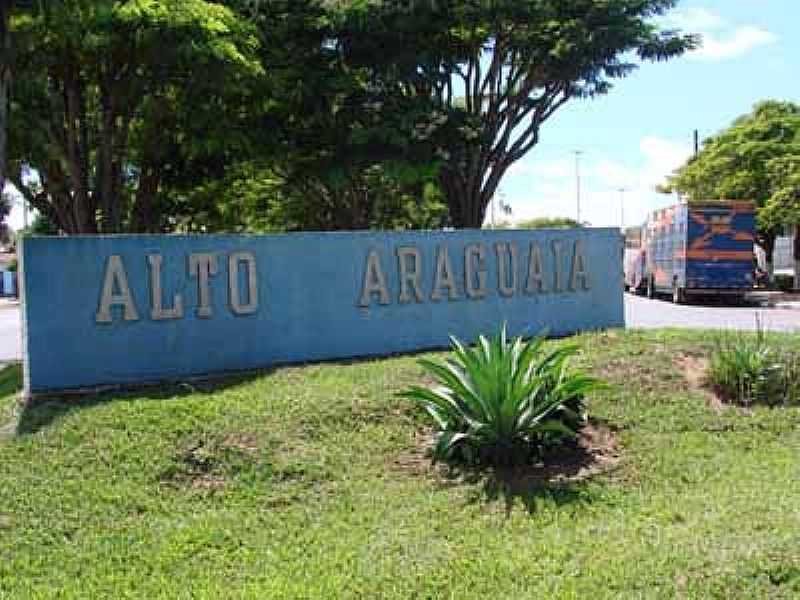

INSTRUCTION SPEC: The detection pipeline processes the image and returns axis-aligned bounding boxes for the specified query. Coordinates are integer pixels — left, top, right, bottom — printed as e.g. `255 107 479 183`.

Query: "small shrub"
400 326 602 467
709 326 800 406
773 274 795 293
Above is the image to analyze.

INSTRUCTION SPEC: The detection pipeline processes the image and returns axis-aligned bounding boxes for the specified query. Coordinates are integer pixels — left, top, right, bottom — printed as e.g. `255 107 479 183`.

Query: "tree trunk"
130 166 161 233
97 81 130 233
62 64 95 233
440 168 486 229
0 3 9 194
97 85 117 233
439 146 510 229
794 225 800 291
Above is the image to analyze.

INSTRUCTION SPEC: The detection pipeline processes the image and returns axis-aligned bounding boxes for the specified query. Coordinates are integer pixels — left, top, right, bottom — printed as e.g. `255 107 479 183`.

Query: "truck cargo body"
632 202 755 301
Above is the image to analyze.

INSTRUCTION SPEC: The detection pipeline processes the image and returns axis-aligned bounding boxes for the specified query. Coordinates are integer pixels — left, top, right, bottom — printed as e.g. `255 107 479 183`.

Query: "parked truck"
625 201 756 303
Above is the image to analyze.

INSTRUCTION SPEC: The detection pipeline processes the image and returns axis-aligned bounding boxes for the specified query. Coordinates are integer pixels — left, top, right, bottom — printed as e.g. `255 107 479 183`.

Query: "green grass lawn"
2 329 800 598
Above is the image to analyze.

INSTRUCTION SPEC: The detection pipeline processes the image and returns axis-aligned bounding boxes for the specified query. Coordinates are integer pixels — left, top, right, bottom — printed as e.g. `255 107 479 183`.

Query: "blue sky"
498 0 798 229
5 1 797 231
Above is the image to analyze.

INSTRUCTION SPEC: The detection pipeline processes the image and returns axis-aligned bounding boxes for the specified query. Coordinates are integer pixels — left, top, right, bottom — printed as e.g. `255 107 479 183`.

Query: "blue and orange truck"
624 201 756 303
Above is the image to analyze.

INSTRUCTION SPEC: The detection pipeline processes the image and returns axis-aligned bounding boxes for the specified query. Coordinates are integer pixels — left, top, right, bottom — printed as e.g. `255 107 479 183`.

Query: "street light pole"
573 150 583 224
618 187 628 230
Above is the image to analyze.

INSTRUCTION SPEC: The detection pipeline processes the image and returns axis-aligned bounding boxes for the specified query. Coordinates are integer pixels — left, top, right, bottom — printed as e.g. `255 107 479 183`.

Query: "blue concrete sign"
20 230 624 394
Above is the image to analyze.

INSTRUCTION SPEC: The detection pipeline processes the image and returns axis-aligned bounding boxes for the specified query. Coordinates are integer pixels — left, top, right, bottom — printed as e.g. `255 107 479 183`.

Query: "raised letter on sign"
495 242 518 297
96 255 140 323
148 255 184 321
359 250 390 307
552 240 564 293
397 246 423 304
189 253 219 318
465 244 488 300
569 240 591 291
525 243 548 294
228 252 259 315
431 245 459 302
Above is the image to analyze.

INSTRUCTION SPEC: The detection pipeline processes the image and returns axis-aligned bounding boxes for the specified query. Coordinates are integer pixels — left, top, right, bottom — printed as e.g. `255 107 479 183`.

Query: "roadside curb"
774 302 800 311
747 292 800 307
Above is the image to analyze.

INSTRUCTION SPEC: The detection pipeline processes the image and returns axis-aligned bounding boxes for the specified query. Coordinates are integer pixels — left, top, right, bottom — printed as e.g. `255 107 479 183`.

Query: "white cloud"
592 160 637 189
508 158 572 179
499 136 693 229
638 136 692 189
663 7 778 62
663 7 727 32
694 26 778 61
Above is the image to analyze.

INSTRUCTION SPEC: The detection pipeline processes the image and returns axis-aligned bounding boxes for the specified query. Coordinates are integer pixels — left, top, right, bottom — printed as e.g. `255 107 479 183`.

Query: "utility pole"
573 150 583 224
693 130 699 157
618 187 628 230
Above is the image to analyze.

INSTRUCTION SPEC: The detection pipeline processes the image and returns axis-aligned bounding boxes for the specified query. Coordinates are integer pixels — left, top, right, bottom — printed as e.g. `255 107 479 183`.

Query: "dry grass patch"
674 354 726 412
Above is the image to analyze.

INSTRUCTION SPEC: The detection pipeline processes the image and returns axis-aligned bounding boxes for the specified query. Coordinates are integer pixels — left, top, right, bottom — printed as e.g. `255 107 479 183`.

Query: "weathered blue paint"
20 230 624 394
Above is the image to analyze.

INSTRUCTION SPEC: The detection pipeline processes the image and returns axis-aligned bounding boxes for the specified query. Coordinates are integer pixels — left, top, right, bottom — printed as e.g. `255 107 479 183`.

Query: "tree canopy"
330 0 696 227
664 100 800 276
8 0 261 233
0 2 10 195
5 0 697 234
516 217 584 229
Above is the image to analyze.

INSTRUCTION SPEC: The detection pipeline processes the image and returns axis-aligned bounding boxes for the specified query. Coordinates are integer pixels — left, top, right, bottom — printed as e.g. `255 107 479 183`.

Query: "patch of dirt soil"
221 433 260 455
674 354 725 412
164 434 262 492
392 421 621 487
189 474 227 491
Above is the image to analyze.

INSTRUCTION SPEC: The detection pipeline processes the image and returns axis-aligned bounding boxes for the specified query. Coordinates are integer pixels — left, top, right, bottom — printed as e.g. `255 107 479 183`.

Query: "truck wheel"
672 286 685 305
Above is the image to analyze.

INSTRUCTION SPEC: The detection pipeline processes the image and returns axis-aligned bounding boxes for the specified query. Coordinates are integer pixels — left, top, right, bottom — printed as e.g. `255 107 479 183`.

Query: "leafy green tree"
334 0 696 228
0 2 10 194
0 190 11 246
664 101 800 279
19 213 59 237
517 217 584 229
235 0 448 231
761 155 800 288
3 0 697 235
7 0 261 234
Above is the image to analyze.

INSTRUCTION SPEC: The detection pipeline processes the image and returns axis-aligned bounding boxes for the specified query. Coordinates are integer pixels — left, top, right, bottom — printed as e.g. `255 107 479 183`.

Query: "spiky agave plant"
401 326 602 467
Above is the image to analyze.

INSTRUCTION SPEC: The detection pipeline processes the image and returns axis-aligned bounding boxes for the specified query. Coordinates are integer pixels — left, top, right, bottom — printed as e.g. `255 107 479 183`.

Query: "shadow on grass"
448 450 598 516
432 420 619 517
15 370 271 436
0 363 22 398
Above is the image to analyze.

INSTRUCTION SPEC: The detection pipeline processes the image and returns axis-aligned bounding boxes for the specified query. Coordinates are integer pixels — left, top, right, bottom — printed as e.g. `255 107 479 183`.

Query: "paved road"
0 302 21 364
625 294 800 332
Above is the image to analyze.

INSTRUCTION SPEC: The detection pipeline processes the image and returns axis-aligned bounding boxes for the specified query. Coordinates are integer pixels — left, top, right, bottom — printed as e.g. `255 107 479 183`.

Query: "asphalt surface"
0 296 797 367
0 301 21 365
625 294 800 333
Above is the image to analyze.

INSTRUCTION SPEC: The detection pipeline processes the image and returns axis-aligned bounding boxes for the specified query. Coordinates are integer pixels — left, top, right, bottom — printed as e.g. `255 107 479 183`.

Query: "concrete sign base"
20 229 624 395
